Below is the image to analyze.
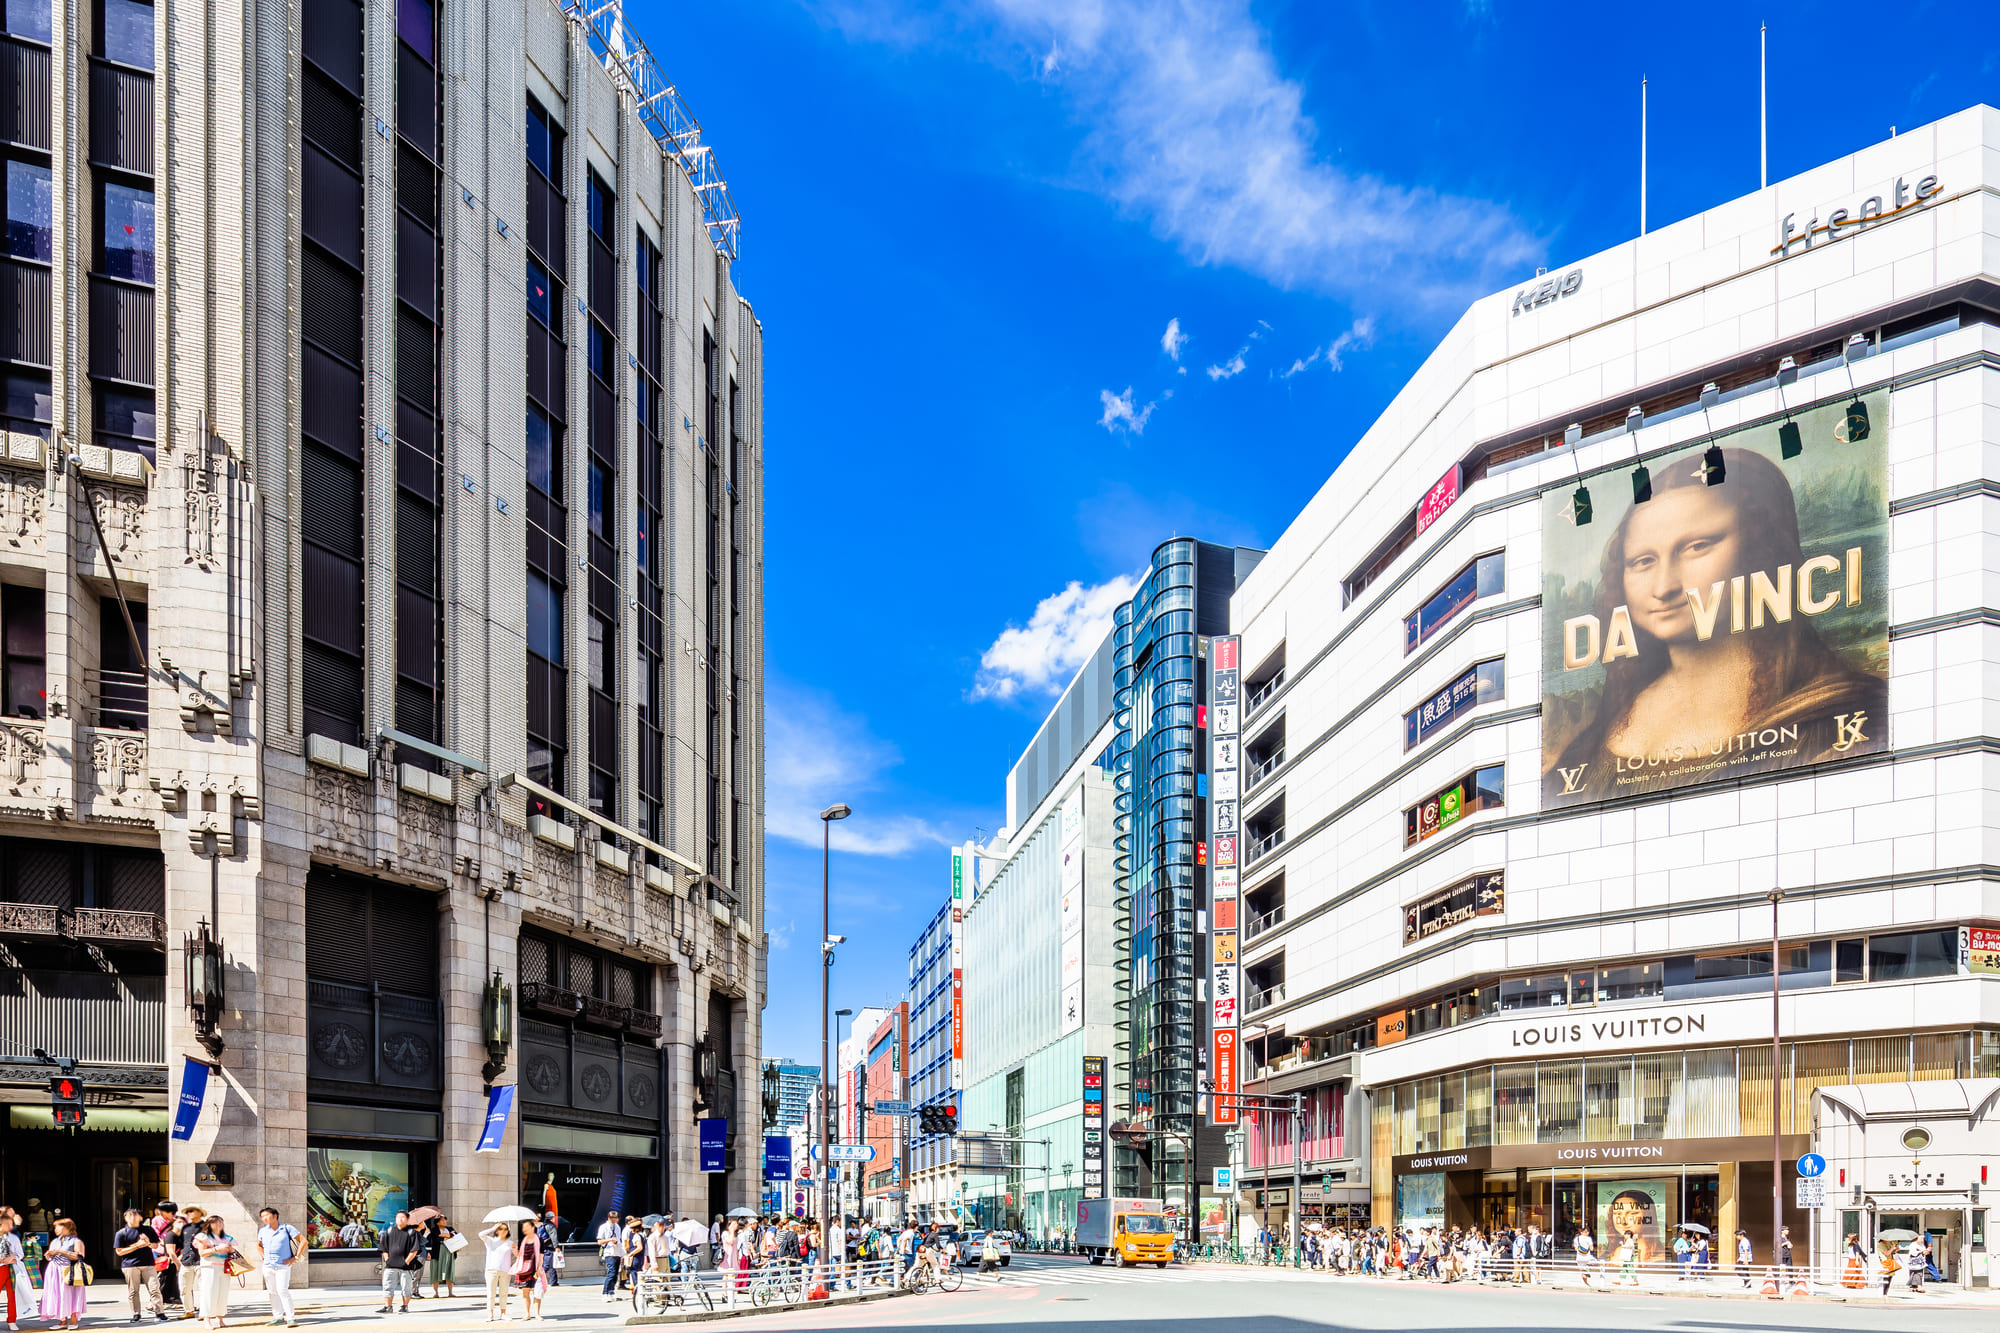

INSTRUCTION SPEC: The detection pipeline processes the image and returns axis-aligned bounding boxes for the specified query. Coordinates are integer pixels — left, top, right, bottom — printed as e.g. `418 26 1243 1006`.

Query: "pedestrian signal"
50 1075 85 1126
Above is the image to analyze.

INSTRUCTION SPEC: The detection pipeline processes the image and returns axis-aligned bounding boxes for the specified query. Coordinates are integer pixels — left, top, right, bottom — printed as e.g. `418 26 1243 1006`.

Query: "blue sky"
628 0 1997 1065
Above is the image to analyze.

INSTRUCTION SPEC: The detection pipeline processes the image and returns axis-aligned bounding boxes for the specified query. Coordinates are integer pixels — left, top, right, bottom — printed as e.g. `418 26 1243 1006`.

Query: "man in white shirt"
596 1209 623 1300
255 1207 302 1328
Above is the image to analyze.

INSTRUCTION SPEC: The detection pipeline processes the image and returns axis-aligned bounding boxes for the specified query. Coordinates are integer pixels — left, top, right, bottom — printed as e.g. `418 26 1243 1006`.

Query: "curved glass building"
1113 539 1263 1215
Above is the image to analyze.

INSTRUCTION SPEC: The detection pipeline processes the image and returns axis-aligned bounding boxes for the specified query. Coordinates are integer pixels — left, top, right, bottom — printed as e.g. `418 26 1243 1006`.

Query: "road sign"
1796 1153 1827 1178
873 1100 911 1116
1213 1166 1233 1189
813 1143 876 1163
1794 1178 1826 1209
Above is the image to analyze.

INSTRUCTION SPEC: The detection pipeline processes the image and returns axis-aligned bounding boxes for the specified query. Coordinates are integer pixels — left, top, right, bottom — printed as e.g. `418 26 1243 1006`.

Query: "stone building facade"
0 0 764 1277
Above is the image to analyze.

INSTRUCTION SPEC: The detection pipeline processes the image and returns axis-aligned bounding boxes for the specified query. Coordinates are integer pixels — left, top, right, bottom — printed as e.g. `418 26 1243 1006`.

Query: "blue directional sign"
1796 1153 1826 1178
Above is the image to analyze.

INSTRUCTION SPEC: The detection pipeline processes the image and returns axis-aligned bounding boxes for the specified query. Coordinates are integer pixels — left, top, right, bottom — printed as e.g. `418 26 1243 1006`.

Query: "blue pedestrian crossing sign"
1796 1153 1826 1178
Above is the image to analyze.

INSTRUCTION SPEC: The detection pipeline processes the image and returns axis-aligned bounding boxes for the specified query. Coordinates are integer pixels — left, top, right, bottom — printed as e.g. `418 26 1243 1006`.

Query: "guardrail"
1179 1249 1914 1297
627 1256 916 1314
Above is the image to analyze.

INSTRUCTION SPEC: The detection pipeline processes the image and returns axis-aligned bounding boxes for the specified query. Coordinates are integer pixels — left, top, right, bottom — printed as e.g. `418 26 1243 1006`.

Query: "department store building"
1226 105 2000 1284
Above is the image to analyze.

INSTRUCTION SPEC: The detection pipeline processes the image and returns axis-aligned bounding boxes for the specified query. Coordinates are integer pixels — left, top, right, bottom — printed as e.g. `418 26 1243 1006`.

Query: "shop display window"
306 1145 415 1250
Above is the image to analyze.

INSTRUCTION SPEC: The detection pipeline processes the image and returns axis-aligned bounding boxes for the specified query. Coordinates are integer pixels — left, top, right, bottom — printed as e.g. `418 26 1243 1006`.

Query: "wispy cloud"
1206 347 1248 380
766 679 947 855
1161 317 1187 362
1276 315 1377 379
972 573 1140 701
818 0 1540 303
1097 385 1155 434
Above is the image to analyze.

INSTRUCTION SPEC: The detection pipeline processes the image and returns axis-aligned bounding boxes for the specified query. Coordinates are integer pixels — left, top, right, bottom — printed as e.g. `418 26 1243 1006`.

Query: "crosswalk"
963 1257 1325 1287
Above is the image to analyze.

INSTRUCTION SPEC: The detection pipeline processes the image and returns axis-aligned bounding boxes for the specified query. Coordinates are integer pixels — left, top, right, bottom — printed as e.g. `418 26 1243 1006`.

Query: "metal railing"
1249 828 1285 861
1247 749 1285 789
0 903 164 947
1245 902 1286 941
1247 670 1285 712
85 667 147 729
1177 1248 1904 1298
626 1256 913 1313
1246 982 1286 1014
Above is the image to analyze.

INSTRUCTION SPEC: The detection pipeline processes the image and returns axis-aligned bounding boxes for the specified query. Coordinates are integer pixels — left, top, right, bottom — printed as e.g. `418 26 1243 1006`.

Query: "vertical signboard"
1081 1055 1106 1198
1207 636 1242 1126
1059 792 1085 1036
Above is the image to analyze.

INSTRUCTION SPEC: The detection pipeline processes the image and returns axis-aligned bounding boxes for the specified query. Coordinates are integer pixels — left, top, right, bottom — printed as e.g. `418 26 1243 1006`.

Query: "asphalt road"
735 1253 1996 1332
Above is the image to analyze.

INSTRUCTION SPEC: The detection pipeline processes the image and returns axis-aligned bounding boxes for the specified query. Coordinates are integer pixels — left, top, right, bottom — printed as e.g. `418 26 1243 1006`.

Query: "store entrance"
2 1125 168 1279
1878 1212 1961 1283
1479 1173 1516 1232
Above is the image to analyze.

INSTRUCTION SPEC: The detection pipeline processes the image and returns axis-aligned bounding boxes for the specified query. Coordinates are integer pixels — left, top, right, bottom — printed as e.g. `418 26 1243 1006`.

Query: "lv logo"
1558 764 1590 795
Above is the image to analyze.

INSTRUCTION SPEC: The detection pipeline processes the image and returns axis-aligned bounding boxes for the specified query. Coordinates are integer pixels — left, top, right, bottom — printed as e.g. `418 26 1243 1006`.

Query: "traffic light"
938 1105 957 1136
49 1075 84 1127
917 1104 960 1136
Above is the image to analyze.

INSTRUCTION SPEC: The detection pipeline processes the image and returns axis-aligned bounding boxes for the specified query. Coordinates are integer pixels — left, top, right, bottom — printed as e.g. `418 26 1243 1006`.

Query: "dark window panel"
301 64 361 169
394 41 433 159
0 257 51 367
300 443 363 556
396 143 436 230
301 144 362 268
88 59 151 175
87 274 153 386
301 244 362 365
301 343 362 459
395 210 435 319
1 40 53 150
301 544 364 656
395 304 434 402
301 642 362 746
302 0 362 94
395 584 437 688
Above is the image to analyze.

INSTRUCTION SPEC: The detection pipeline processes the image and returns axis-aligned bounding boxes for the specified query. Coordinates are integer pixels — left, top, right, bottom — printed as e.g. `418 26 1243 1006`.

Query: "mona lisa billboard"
1541 389 1888 810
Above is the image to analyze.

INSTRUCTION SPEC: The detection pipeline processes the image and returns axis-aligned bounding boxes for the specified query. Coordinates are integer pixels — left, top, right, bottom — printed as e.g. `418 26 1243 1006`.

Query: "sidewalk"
1180 1262 2000 1310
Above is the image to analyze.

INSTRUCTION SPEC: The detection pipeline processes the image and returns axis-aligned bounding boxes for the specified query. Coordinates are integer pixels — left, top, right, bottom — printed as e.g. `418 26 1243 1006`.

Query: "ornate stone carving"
77 727 152 822
0 719 45 800
396 795 448 879
313 1021 367 1070
379 1031 433 1077
525 1053 561 1096
83 484 145 567
310 769 369 858
578 1062 614 1104
0 466 44 555
182 452 224 570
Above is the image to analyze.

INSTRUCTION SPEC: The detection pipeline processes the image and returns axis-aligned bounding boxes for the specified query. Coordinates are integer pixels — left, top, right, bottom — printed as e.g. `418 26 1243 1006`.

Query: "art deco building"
0 0 764 1275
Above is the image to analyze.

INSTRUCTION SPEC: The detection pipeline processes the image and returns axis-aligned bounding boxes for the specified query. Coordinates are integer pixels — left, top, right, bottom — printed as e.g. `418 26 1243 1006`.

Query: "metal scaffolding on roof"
565 0 742 262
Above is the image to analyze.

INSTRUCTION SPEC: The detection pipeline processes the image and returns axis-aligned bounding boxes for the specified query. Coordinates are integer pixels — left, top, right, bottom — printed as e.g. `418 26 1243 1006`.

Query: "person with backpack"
254 1208 301 1328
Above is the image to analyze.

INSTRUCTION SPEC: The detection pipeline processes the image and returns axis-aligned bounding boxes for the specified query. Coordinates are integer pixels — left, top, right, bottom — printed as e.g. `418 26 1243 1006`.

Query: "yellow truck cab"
1074 1197 1175 1267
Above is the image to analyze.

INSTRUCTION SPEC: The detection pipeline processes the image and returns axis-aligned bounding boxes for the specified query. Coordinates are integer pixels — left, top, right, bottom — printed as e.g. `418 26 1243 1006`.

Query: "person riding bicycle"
910 1228 945 1286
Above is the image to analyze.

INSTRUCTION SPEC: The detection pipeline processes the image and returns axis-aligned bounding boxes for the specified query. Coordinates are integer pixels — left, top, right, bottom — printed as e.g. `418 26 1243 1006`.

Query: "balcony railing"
1245 902 1287 942
1246 749 1285 790
580 995 631 1032
626 1007 664 1040
1246 982 1287 1015
0 903 164 948
521 981 584 1019
1248 827 1286 862
1247 669 1285 713
85 668 147 730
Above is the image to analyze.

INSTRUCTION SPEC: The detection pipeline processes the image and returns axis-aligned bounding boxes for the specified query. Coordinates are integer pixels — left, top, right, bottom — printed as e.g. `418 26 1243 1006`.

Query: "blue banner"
763 1135 792 1182
699 1118 727 1173
171 1058 210 1141
476 1085 516 1153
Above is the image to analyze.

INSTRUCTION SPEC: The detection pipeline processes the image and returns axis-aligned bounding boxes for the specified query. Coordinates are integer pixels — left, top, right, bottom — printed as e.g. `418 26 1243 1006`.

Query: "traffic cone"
808 1280 830 1301
1759 1275 1778 1297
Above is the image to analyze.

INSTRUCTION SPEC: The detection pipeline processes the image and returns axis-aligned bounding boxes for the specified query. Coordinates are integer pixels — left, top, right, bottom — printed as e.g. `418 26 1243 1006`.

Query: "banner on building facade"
763 1135 792 1182
1207 635 1242 1126
1542 390 1888 810
1082 1055 1106 1197
475 1084 516 1153
170 1057 212 1141
700 1118 727 1173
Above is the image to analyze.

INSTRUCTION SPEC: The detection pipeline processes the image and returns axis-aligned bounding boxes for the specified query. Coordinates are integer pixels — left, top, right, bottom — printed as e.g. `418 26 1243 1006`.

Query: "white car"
961 1230 1012 1266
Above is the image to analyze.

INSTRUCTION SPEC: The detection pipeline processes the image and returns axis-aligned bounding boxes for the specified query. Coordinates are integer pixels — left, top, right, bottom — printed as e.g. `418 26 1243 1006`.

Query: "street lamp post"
819 803 851 1237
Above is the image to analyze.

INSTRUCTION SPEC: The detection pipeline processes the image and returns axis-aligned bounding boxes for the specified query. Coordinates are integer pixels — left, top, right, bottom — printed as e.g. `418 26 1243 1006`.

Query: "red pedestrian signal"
50 1075 84 1126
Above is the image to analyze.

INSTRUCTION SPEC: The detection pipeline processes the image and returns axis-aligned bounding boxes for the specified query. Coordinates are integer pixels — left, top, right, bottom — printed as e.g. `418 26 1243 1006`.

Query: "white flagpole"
1641 78 1649 236
1760 25 1768 189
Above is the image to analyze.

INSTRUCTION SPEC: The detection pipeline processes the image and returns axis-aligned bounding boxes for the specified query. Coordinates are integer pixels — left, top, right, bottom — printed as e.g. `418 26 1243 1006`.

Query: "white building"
1225 105 2000 1284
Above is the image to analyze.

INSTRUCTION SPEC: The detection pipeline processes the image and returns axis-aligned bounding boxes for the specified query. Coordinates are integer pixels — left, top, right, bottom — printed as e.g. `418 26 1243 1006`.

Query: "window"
95 596 145 729
526 404 559 498
0 583 43 718
525 257 553 328
525 98 554 180
5 161 51 262
587 459 607 536
1498 972 1568 1011
526 572 562 665
96 386 155 461
5 0 51 43
99 0 151 70
1405 658 1504 748
1404 552 1504 653
1403 764 1504 847
2 371 49 433
99 181 154 282
394 0 431 62
1593 961 1665 1003
1835 938 1866 984
1866 930 1956 981
587 171 611 241
1692 947 1809 981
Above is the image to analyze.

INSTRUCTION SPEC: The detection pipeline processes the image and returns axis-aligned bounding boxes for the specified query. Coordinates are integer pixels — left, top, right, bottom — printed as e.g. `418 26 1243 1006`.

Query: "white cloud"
1278 348 1320 380
819 0 1540 304
1097 385 1155 434
1039 41 1060 76
1206 347 1247 380
972 573 1140 701
1161 317 1187 362
1325 315 1377 369
765 680 947 855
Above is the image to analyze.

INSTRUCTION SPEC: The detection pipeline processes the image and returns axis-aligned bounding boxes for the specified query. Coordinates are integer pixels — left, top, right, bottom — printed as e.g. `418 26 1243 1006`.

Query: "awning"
8 1106 168 1132
1865 1193 1977 1209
